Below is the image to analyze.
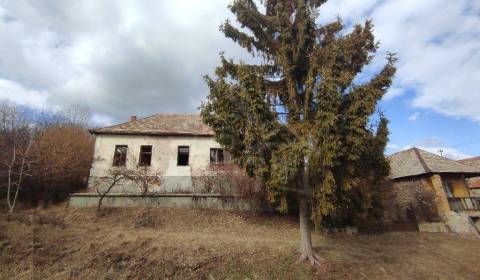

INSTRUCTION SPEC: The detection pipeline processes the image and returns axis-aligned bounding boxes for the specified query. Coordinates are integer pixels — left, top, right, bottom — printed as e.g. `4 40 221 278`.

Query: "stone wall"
69 193 263 212
383 178 441 226
383 177 480 236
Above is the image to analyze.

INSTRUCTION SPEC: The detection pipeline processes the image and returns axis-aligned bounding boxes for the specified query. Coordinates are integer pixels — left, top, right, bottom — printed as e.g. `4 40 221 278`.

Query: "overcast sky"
0 0 479 159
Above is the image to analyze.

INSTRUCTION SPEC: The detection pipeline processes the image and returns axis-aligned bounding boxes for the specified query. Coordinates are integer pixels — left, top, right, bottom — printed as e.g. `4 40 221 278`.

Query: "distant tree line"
0 100 94 212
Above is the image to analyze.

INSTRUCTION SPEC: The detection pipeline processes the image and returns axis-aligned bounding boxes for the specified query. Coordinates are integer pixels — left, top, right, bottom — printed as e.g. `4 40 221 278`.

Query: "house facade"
88 114 226 193
387 148 480 235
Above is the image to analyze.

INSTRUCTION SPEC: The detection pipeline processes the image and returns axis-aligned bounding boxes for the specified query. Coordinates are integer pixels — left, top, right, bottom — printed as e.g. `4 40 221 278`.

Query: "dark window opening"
139 145 152 166
210 148 225 165
177 146 189 166
113 145 128 167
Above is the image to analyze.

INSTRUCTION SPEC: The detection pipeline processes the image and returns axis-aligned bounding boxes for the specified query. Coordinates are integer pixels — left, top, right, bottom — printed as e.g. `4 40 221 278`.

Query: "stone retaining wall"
69 193 261 212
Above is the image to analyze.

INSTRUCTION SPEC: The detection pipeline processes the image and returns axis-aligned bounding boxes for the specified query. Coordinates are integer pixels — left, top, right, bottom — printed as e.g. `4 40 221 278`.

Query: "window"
442 180 454 198
139 145 152 166
177 146 189 166
210 148 225 165
112 145 128 166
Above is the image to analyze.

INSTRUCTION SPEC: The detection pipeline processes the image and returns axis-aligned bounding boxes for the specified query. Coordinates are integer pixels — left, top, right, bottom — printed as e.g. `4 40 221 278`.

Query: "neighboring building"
87 114 227 193
387 148 480 235
458 156 480 197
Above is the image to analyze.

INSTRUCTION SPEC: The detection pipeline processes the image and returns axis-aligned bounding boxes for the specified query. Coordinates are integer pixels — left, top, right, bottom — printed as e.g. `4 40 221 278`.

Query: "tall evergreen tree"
201 0 396 266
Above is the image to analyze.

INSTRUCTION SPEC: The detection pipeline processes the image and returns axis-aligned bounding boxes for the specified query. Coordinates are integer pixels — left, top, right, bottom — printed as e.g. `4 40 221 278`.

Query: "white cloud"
321 0 480 122
387 143 399 150
408 112 420 122
402 145 471 160
392 136 471 159
91 113 114 127
0 79 49 109
0 0 479 124
0 0 250 122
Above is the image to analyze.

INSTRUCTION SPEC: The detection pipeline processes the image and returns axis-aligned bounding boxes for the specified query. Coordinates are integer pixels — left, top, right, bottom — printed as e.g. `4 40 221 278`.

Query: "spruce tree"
201 0 396 266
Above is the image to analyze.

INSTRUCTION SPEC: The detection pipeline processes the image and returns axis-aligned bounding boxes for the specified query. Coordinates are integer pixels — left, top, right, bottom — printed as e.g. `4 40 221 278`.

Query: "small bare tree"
0 101 35 213
95 154 162 211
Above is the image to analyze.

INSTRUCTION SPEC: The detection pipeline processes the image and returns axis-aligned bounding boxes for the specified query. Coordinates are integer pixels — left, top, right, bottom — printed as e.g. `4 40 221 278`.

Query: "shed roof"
388 148 480 179
458 157 480 189
458 156 480 168
90 114 214 137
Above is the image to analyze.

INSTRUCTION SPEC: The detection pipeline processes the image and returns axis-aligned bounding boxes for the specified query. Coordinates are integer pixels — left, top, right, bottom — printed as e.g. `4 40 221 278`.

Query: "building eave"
90 130 215 137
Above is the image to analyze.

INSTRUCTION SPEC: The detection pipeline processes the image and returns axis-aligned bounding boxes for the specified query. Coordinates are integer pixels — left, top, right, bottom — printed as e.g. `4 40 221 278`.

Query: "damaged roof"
388 148 480 180
90 114 214 136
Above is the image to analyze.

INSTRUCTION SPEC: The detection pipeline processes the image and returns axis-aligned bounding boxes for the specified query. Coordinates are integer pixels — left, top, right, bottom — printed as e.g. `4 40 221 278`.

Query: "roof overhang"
390 171 480 181
89 130 214 137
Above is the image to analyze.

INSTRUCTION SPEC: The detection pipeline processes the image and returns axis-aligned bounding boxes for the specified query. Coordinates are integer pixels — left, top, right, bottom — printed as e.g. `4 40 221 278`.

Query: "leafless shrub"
94 155 163 211
0 100 95 211
192 164 264 201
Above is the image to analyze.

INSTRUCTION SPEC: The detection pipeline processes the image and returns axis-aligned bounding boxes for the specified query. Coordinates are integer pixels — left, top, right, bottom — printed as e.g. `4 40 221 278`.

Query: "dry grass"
1 205 480 279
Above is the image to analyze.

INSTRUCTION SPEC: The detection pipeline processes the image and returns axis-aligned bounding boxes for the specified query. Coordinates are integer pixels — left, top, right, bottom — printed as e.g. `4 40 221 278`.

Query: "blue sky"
0 0 478 159
380 90 480 158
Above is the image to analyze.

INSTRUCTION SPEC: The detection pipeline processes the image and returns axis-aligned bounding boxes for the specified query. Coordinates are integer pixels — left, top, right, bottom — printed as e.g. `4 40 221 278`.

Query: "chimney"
130 115 137 122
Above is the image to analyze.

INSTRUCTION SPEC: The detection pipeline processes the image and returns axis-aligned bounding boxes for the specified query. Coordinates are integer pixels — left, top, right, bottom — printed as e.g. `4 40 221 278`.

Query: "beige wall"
471 189 480 197
89 134 222 192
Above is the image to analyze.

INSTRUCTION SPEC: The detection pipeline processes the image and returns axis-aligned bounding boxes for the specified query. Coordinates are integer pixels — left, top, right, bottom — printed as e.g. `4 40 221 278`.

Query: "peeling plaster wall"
88 134 222 192
443 211 479 236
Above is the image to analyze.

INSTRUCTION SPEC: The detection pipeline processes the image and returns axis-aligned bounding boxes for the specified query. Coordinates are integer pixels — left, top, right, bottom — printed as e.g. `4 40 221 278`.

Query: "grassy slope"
1 206 479 280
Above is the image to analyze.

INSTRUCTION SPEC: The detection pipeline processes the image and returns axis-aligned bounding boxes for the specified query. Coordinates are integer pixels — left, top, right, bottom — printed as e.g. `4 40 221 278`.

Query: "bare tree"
96 171 126 211
0 101 35 213
94 154 162 211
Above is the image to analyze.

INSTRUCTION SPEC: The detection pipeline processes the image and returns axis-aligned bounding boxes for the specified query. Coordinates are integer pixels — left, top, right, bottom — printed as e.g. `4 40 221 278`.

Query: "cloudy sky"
0 0 479 159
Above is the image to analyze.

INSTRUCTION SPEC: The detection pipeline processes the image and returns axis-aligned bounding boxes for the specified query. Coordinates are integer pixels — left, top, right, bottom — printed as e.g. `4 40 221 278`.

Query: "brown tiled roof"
467 177 480 189
459 157 480 189
90 114 214 136
388 148 480 180
458 156 480 168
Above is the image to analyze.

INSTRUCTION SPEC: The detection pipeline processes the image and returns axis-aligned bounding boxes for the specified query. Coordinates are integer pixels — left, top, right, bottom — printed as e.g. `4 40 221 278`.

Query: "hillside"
1 206 479 279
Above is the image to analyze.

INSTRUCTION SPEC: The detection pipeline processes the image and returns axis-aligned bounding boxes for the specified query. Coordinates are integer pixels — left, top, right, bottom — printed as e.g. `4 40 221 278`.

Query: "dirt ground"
1 206 479 280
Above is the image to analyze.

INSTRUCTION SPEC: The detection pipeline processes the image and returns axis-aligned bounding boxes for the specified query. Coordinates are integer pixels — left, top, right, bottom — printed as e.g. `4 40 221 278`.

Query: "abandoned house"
387 148 480 235
86 114 228 193
457 156 480 197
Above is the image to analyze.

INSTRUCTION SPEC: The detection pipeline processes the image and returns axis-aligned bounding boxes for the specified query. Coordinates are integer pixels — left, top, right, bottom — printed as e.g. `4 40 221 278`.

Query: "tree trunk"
297 159 323 266
298 196 323 266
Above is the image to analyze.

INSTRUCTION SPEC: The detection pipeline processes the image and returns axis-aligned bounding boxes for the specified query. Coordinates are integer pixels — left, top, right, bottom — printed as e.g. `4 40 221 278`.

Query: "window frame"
177 146 190 166
210 148 225 165
138 145 153 167
112 145 128 167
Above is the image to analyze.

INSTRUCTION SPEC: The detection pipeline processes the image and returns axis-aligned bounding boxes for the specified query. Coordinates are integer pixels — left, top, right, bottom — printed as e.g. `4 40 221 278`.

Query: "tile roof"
388 148 480 180
458 157 480 189
458 156 480 168
467 177 480 189
90 114 214 136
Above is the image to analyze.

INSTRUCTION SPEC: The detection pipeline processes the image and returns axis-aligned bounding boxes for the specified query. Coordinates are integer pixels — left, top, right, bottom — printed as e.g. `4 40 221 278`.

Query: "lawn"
1 206 479 279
